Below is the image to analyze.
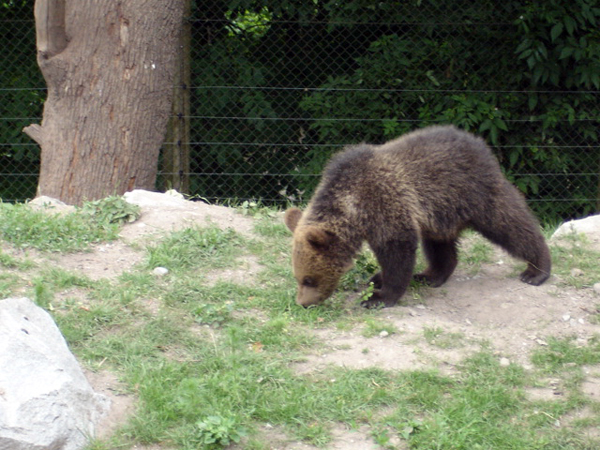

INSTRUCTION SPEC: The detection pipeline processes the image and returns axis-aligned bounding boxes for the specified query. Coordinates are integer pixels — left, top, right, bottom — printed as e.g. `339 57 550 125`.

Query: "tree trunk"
162 0 191 194
23 0 185 205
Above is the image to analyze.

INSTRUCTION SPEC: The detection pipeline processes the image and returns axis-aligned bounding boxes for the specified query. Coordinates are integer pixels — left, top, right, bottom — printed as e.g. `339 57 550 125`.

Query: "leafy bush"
79 195 141 225
190 415 247 449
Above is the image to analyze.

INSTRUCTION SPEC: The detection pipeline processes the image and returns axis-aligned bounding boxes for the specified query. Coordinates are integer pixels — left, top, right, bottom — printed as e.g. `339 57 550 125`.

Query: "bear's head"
284 208 353 307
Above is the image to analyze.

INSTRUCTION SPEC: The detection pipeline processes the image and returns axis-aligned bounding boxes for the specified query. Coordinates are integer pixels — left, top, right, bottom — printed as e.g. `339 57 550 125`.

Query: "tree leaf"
551 23 563 42
559 46 574 59
564 16 576 34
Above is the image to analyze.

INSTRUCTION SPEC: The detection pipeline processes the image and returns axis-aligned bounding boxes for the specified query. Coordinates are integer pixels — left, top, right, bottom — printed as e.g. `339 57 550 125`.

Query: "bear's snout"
295 285 324 308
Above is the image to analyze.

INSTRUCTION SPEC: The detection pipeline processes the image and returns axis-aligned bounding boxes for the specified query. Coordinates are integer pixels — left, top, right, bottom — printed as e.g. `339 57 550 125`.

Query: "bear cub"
285 125 551 308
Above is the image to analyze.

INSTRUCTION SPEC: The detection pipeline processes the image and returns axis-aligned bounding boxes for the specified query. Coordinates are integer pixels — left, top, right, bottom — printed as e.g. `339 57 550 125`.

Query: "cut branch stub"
34 0 68 60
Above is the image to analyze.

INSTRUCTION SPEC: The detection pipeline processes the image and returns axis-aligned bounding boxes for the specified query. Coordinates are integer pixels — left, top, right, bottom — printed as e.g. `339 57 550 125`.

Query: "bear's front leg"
361 238 417 308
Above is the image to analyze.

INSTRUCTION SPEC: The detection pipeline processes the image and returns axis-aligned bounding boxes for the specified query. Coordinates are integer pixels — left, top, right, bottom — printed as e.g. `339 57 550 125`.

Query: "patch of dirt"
237 424 387 450
25 192 600 449
85 369 136 440
205 254 263 287
55 241 145 280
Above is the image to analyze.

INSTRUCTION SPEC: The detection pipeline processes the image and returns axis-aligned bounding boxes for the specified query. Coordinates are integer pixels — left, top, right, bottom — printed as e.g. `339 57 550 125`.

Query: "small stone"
379 330 389 338
593 283 600 295
570 268 584 277
562 314 571 322
153 267 169 276
536 339 548 346
500 357 510 367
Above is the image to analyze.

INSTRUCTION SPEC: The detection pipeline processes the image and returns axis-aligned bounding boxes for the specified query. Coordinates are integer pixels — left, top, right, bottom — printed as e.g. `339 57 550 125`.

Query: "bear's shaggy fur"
285 125 551 308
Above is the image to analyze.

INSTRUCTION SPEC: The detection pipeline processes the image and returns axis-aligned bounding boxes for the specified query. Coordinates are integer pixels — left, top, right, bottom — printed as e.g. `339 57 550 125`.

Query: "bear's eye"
302 277 317 287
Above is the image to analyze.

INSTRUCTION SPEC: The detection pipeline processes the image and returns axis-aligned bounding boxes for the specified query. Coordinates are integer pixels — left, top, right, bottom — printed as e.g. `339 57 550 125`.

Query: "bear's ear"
284 208 303 232
306 227 336 251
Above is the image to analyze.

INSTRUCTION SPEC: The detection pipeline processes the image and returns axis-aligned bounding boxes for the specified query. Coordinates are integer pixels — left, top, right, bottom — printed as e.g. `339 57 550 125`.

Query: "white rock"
499 357 511 367
28 196 66 206
124 189 190 209
165 189 185 199
153 267 169 276
552 214 600 251
379 330 389 338
0 298 109 450
552 214 600 238
593 283 600 295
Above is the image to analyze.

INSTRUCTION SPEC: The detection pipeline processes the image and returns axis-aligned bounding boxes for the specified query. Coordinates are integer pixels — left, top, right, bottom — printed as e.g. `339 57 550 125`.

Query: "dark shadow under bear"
285 125 552 308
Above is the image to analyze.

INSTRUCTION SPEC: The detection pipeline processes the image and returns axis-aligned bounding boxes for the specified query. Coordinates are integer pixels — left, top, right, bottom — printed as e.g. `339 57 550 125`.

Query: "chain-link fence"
2 2 599 222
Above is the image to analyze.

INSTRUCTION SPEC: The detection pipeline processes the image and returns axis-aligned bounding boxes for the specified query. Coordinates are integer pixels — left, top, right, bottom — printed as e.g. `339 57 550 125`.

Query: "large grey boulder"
0 297 109 450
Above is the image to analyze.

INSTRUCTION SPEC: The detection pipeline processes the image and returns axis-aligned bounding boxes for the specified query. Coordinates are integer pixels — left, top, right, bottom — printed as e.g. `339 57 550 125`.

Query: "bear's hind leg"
471 193 551 286
479 226 550 286
414 239 458 287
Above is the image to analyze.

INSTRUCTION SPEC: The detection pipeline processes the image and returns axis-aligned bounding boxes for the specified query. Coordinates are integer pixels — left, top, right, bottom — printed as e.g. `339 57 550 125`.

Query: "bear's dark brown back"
309 125 511 234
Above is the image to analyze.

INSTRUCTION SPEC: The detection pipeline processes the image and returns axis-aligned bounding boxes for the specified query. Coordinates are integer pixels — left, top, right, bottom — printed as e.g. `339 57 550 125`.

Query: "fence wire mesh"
1 1 599 222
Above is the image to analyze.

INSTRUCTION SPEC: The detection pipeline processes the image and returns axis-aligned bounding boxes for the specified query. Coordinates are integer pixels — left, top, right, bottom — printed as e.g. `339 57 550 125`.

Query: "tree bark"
24 0 185 205
162 0 191 194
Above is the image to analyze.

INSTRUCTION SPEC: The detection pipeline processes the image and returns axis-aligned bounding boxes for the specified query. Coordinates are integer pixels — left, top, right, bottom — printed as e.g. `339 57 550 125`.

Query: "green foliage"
340 251 379 291
296 2 600 221
190 415 247 449
4 1 598 220
193 301 235 326
515 0 600 89
359 281 376 304
79 196 141 226
1 1 44 201
180 0 600 221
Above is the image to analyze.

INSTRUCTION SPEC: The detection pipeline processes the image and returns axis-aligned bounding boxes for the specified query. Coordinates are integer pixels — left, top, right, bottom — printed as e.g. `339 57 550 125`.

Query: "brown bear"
284 125 551 308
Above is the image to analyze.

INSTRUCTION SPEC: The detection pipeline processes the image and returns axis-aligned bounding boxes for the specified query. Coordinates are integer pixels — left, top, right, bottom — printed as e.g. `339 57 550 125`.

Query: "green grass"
460 235 495 275
0 272 22 298
423 326 465 349
0 201 120 252
532 335 600 373
362 317 398 338
145 225 243 273
2 201 600 449
549 232 600 289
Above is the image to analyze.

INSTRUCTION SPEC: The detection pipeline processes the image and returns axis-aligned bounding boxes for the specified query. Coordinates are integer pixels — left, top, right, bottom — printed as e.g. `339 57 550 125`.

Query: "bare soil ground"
31 191 600 449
